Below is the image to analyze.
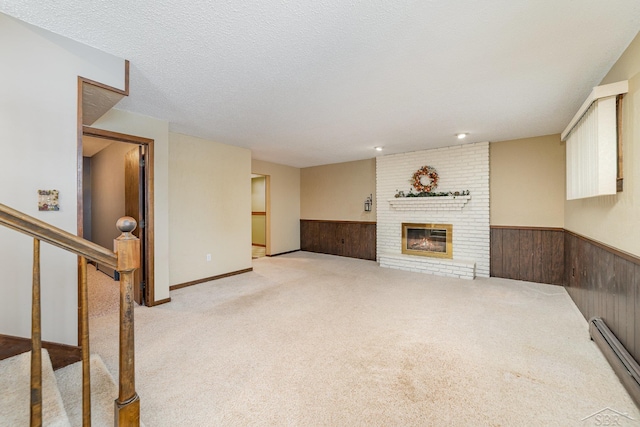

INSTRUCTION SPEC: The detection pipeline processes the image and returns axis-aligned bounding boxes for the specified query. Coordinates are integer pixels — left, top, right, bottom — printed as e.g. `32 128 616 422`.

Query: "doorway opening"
251 174 270 259
79 126 155 311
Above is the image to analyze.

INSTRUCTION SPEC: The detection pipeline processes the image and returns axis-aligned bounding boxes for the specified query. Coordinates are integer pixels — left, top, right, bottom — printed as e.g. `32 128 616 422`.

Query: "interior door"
124 146 145 305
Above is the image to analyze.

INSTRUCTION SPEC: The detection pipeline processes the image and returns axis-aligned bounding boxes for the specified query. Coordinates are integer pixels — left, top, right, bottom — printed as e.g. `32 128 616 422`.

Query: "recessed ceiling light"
375 146 383 151
456 133 468 140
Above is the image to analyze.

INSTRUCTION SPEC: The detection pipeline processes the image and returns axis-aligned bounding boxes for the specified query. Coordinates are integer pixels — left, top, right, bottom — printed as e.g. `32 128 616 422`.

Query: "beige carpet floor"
87 252 639 426
88 264 120 319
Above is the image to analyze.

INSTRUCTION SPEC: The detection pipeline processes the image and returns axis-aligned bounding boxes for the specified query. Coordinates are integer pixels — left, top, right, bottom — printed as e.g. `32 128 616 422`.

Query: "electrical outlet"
206 254 211 262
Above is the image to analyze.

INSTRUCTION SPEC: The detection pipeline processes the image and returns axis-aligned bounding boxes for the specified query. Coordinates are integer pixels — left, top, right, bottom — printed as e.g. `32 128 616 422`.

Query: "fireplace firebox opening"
401 223 453 259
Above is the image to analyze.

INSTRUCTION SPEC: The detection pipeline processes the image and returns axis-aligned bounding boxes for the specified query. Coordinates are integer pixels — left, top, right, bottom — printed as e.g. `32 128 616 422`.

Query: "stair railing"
0 203 140 427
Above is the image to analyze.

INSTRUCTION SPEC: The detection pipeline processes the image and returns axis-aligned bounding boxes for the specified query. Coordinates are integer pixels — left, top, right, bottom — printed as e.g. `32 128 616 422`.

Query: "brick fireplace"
376 142 490 279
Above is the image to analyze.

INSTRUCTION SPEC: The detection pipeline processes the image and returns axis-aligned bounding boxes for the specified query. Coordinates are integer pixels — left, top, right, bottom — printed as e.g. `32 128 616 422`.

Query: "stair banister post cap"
116 216 137 234
115 216 140 270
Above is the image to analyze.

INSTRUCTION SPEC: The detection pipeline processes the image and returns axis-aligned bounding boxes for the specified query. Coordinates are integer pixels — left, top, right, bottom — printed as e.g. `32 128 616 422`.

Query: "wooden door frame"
251 174 271 255
78 126 156 307
264 175 271 256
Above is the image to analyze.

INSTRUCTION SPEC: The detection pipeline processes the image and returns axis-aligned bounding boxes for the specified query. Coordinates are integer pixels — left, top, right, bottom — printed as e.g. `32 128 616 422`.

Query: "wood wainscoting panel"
502 228 521 280
490 227 504 278
493 226 639 361
549 231 565 286
490 226 564 285
636 263 640 363
300 220 376 261
564 230 640 363
518 229 534 281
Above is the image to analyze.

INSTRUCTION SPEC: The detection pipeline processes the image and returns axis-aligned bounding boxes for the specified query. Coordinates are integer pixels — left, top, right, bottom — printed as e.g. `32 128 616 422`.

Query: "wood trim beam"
490 225 564 232
565 229 640 266
301 219 377 225
83 126 154 144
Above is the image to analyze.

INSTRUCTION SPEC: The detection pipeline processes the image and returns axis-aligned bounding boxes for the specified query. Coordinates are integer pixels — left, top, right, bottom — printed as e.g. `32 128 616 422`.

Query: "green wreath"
412 166 439 193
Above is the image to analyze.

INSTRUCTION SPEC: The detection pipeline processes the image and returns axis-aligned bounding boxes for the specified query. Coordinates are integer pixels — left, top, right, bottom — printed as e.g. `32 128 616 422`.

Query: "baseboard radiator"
589 317 640 407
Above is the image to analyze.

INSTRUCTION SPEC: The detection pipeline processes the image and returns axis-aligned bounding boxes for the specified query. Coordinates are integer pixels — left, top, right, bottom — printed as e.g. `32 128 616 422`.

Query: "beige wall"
300 158 376 221
0 14 126 345
490 135 565 227
169 133 252 284
252 216 266 245
92 109 172 302
252 160 300 255
565 31 640 256
90 142 133 250
251 176 266 211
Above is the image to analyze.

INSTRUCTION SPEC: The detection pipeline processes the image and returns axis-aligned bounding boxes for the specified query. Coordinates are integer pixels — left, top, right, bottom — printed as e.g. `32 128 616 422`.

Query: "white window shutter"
563 81 627 200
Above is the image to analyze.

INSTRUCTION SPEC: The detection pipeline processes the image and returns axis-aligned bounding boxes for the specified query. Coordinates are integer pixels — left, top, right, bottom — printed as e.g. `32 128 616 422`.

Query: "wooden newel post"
114 217 141 427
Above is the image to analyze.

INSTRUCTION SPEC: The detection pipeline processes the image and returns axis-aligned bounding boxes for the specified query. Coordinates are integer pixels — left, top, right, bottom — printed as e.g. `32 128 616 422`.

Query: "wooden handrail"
1 203 140 426
0 203 117 269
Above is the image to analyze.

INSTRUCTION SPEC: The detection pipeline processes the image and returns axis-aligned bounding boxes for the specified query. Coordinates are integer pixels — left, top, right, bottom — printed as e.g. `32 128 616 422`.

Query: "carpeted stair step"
54 354 120 427
0 349 71 427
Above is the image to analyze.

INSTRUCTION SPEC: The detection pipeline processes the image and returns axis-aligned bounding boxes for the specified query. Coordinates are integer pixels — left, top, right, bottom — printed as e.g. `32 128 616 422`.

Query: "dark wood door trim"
76 64 131 345
125 147 144 304
83 126 153 145
79 126 156 308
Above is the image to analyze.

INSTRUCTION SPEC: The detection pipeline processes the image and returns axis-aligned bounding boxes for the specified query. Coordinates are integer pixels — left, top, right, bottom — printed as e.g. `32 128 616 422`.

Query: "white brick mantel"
376 142 490 279
388 195 471 211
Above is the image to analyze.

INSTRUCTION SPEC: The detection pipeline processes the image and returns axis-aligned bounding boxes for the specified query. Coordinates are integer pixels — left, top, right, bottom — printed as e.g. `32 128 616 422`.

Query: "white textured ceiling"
2 1 639 167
